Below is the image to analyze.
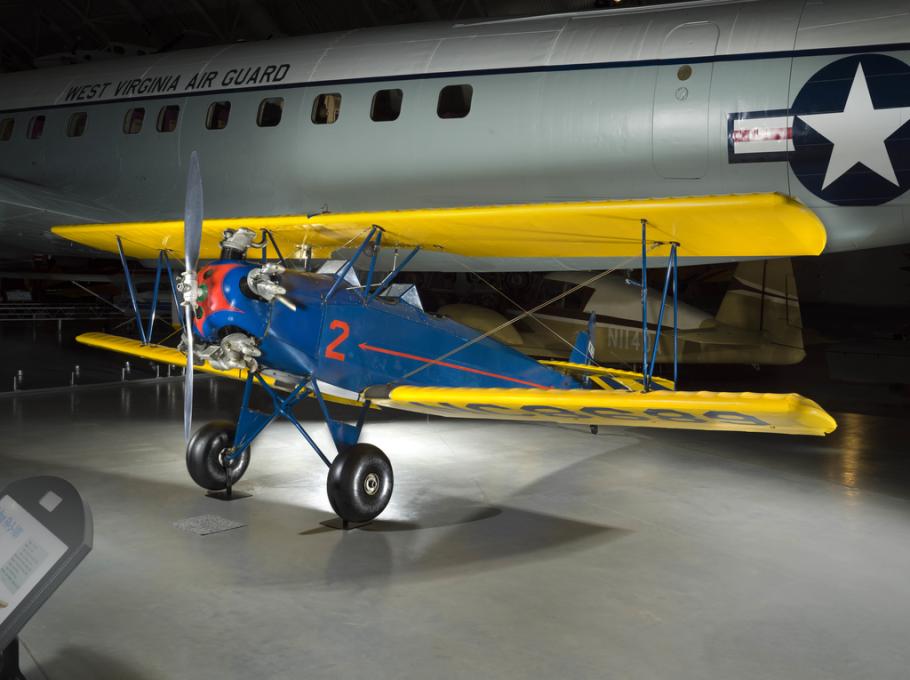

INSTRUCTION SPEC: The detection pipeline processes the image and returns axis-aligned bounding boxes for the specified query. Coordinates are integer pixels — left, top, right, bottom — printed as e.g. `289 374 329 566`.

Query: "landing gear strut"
187 372 393 525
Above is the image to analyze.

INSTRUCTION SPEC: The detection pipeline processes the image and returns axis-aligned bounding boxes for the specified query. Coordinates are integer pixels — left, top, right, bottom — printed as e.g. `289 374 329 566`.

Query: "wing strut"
115 237 184 346
639 220 679 392
367 245 422 302
326 225 380 300
324 225 423 303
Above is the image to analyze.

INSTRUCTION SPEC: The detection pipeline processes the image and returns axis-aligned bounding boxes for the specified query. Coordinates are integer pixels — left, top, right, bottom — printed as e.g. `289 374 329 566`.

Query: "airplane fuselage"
191 259 579 395
0 0 908 269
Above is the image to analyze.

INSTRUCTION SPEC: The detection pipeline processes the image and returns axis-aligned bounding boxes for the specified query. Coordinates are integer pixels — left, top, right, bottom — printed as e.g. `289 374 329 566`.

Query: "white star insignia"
799 63 910 189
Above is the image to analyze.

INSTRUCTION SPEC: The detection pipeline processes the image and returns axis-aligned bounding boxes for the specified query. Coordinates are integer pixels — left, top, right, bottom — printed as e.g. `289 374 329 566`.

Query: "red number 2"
325 320 350 361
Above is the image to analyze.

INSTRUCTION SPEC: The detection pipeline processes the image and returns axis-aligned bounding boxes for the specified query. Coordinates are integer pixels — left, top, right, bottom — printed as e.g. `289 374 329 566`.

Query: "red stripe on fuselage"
732 127 792 143
358 342 551 390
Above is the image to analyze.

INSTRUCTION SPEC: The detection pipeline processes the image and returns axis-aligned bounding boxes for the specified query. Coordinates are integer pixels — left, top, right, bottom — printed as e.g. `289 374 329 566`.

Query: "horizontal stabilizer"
53 193 826 261
539 360 675 392
677 326 763 346
363 384 836 436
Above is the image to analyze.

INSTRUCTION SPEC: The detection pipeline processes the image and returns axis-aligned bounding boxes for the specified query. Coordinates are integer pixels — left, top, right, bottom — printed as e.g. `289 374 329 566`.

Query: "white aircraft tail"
715 259 804 350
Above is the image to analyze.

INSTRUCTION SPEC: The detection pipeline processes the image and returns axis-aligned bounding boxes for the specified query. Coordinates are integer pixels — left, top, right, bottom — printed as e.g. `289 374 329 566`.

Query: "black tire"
186 421 250 491
326 443 393 523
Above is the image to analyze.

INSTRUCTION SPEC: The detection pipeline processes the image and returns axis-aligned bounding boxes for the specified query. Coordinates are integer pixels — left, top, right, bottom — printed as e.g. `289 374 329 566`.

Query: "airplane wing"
81 330 834 436
75 332 366 409
78 331 258 381
0 176 118 228
362 381 837 437
77 333 834 436
52 193 826 260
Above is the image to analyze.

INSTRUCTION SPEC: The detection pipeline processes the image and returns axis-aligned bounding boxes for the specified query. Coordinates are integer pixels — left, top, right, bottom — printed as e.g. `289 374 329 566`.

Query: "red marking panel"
194 263 242 334
731 127 792 143
728 111 793 164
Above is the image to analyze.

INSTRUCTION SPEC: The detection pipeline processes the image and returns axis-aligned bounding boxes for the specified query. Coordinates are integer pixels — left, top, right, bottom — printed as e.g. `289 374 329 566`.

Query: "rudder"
570 311 597 366
715 259 803 350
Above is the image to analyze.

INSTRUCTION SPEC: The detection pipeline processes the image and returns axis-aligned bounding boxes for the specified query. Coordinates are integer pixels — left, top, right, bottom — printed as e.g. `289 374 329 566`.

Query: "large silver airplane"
444 258 807 365
0 0 908 270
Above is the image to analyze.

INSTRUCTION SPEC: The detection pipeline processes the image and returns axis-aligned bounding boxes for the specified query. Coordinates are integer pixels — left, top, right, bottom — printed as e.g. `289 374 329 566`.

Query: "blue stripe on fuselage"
3 41 910 115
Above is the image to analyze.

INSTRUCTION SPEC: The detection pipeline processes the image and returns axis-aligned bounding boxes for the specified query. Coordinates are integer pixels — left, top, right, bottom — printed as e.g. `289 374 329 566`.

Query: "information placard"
0 496 68 627
0 477 92 655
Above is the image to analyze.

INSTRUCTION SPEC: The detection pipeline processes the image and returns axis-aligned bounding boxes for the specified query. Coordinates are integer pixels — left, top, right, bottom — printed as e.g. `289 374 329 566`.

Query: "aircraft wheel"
326 443 393 523
186 421 250 491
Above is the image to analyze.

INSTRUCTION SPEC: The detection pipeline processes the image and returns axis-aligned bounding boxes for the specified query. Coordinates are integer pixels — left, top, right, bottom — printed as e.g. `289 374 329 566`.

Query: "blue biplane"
54 153 836 524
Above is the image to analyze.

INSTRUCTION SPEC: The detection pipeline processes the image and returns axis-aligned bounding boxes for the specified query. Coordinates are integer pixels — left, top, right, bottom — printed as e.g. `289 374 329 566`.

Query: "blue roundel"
790 54 910 207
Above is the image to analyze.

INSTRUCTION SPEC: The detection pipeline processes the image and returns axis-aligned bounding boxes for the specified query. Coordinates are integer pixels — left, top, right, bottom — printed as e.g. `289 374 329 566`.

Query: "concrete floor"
2 378 910 680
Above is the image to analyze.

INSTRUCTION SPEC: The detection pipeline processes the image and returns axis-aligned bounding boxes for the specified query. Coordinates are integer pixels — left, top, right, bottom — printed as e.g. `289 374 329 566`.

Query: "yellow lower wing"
363 385 837 436
79 333 835 435
52 193 826 260
75 332 363 408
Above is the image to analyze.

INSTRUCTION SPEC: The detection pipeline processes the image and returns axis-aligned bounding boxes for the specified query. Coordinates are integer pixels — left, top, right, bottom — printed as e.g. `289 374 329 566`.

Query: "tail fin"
570 311 597 365
715 259 803 350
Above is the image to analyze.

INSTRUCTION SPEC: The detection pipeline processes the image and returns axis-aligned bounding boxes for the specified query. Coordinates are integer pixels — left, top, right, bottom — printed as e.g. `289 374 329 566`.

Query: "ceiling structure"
0 0 692 72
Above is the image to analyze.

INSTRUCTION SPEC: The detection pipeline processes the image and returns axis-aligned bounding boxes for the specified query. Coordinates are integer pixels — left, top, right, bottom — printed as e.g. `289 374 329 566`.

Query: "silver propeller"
182 151 203 442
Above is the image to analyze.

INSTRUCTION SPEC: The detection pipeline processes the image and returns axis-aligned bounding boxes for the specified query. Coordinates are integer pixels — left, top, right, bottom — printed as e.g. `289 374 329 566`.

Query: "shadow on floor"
319 503 629 587
303 502 503 535
0 444 628 591
30 646 160 680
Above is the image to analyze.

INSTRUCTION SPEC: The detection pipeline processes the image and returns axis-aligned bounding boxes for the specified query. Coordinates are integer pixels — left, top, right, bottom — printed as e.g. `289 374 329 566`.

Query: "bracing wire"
464 269 599 362
69 280 130 315
395 246 661 383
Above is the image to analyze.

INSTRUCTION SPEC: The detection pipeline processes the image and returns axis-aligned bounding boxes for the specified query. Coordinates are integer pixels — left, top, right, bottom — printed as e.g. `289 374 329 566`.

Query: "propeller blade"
184 306 194 443
182 151 203 443
184 151 203 272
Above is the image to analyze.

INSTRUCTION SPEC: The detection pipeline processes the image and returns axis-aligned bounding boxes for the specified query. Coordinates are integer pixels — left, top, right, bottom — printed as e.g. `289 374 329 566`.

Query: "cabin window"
0 118 13 141
257 98 283 127
27 115 46 140
311 93 341 124
66 112 87 138
206 101 231 130
157 105 180 132
371 89 403 122
123 108 145 134
437 84 473 119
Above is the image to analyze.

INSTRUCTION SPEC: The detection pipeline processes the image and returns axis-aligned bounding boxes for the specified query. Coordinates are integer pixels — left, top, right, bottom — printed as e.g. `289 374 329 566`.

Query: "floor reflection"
3 380 910 680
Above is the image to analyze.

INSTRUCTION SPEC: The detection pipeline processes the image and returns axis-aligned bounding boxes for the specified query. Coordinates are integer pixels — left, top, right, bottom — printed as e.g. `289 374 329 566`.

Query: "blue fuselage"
195 259 579 394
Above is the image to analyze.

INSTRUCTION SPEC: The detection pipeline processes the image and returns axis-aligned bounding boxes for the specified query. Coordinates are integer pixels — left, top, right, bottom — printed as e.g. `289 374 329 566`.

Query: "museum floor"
1 378 909 680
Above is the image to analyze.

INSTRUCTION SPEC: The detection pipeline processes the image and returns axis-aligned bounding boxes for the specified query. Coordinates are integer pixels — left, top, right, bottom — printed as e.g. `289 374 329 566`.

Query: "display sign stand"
0 638 23 680
0 477 93 680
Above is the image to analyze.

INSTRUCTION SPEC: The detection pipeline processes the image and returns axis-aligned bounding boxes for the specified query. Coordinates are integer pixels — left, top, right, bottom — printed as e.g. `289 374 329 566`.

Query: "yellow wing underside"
52 193 826 260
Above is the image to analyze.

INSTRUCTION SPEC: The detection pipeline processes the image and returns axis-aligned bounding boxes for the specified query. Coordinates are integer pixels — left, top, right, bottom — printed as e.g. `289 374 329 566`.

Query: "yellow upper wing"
52 193 826 260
